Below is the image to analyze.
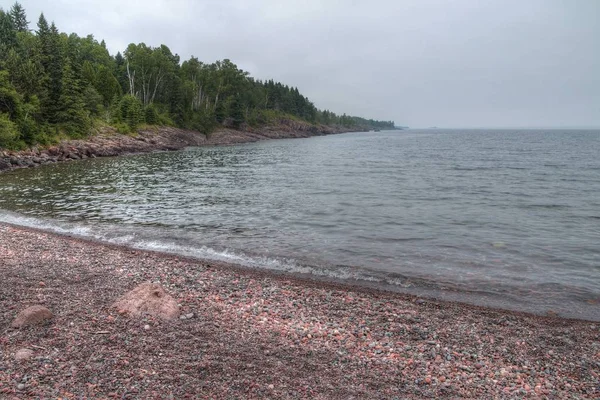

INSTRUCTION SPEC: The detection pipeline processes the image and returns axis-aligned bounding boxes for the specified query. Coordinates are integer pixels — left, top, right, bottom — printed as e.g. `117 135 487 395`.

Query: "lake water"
1 129 599 320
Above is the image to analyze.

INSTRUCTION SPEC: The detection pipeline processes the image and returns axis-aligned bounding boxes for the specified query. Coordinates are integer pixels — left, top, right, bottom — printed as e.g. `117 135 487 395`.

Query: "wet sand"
0 223 598 398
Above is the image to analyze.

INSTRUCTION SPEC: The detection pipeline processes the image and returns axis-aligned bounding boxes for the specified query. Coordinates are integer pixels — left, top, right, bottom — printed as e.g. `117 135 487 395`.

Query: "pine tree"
119 94 143 130
0 9 17 55
230 93 245 128
9 2 28 32
58 58 90 136
38 17 63 123
214 100 225 124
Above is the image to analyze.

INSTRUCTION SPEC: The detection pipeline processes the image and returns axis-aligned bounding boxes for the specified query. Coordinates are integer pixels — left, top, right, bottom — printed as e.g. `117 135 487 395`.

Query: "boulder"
0 159 11 171
14 348 34 361
112 283 180 320
11 305 53 328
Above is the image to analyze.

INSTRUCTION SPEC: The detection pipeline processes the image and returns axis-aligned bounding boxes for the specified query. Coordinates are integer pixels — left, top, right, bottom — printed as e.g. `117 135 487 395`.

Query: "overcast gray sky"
9 0 600 128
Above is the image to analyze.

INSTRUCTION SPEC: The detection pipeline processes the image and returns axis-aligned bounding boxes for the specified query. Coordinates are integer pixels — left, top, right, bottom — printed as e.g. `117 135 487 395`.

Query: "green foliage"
57 59 90 136
0 70 22 119
9 2 28 32
0 8 17 58
0 113 19 147
229 94 245 128
113 122 131 135
0 4 395 149
188 109 216 134
119 94 144 129
144 104 158 125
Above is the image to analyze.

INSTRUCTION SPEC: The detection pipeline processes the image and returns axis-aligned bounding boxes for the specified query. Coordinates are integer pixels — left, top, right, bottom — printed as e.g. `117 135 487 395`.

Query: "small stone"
185 313 194 319
268 384 274 390
144 324 150 330
17 383 25 391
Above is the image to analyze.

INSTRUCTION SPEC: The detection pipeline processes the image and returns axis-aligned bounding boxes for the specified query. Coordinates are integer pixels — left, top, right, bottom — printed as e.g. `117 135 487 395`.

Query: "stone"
112 282 180 320
0 159 11 171
11 305 53 328
14 349 34 361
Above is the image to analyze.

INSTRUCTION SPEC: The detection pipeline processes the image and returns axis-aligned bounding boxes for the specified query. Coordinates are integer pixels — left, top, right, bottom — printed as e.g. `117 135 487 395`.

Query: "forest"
0 3 395 150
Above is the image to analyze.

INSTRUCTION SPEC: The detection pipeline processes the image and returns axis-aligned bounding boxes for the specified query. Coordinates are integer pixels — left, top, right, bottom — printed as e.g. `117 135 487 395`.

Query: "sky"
6 0 600 128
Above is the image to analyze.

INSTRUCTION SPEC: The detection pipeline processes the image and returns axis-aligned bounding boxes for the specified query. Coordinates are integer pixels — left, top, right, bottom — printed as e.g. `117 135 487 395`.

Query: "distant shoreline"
0 121 369 174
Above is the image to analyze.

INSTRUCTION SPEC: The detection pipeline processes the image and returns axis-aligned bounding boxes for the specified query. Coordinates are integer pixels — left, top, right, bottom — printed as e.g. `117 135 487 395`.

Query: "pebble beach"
0 223 598 399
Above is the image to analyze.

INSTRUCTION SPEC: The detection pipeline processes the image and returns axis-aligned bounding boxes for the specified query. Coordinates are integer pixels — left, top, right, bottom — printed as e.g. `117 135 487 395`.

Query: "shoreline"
0 121 364 173
1 223 598 398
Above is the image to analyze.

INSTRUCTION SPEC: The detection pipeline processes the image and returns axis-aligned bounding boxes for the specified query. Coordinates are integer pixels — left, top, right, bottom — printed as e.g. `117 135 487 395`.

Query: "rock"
17 383 25 391
14 349 34 361
112 282 180 320
11 305 53 328
0 159 11 171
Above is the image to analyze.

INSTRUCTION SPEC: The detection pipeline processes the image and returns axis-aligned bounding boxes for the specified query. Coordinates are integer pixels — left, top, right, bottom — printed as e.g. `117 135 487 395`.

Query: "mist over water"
1 129 599 320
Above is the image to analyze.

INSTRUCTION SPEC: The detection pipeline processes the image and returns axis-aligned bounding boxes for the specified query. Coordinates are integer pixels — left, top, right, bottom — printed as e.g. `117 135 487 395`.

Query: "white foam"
0 210 388 286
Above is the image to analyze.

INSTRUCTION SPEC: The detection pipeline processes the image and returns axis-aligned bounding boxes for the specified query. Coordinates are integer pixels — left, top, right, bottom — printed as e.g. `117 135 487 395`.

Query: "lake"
1 129 599 320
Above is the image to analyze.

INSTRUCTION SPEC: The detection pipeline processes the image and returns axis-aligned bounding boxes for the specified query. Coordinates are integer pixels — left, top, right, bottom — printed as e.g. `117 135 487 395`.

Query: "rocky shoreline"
0 223 598 398
0 120 360 173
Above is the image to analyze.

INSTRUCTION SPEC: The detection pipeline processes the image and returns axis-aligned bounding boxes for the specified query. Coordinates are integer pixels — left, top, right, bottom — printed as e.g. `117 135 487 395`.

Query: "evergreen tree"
214 100 225 124
119 94 144 130
0 8 17 55
230 93 245 128
38 18 63 123
0 70 21 120
0 3 397 150
58 58 90 136
9 2 28 32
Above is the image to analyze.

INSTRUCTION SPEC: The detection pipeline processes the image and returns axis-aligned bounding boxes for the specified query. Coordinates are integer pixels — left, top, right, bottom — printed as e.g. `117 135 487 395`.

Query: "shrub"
0 113 20 148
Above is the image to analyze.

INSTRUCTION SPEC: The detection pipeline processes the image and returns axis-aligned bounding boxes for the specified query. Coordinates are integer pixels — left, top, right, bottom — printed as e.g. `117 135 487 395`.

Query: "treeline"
0 3 395 149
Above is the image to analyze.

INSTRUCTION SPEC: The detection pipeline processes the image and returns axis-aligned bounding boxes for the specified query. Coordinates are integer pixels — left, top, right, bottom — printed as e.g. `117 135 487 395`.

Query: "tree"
9 2 28 32
0 70 21 120
37 15 64 123
118 94 144 129
0 3 398 149
0 8 17 55
0 113 19 147
229 93 245 128
57 58 90 136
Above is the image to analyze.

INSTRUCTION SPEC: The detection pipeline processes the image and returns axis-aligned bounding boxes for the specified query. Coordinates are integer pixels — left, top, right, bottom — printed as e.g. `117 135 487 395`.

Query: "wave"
1 210 599 321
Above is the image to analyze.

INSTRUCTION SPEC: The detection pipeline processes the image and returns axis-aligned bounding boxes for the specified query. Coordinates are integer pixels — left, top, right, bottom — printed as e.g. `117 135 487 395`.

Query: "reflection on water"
1 129 599 320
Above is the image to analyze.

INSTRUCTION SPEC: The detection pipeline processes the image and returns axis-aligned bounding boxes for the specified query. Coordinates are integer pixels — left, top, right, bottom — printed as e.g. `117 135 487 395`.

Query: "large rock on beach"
14 348 34 361
113 282 180 320
11 305 53 328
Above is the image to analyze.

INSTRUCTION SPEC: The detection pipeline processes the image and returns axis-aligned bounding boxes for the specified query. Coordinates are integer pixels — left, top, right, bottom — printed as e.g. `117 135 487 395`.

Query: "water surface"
1 129 599 320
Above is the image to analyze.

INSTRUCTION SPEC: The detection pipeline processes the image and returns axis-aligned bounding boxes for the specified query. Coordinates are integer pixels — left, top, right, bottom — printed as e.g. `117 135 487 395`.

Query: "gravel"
0 223 598 399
